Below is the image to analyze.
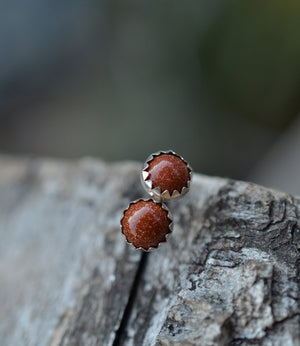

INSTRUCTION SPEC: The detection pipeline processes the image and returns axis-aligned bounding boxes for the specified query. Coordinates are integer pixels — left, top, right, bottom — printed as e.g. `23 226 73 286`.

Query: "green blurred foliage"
199 0 300 129
1 1 299 179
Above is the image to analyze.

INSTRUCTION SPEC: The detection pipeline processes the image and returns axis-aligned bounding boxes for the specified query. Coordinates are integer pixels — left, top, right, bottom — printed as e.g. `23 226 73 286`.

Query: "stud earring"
140 150 192 202
120 199 173 251
121 150 192 251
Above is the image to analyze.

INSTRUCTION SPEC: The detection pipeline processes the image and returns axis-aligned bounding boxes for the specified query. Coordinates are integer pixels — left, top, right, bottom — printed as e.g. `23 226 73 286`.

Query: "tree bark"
0 155 299 346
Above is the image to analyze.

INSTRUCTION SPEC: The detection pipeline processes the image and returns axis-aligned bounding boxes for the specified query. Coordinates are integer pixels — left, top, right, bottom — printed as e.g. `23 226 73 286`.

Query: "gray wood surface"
0 156 299 346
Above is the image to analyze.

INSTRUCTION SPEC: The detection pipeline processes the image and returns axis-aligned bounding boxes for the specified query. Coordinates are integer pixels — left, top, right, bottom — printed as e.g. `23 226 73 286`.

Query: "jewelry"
121 150 192 251
121 199 173 251
141 150 192 202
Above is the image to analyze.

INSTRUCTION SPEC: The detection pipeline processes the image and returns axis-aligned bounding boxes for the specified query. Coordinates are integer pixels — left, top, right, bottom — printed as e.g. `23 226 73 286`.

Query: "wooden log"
0 155 299 346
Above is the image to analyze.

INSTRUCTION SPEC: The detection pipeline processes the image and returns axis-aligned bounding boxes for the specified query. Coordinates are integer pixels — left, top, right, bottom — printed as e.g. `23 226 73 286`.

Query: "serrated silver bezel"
140 150 193 202
120 198 173 252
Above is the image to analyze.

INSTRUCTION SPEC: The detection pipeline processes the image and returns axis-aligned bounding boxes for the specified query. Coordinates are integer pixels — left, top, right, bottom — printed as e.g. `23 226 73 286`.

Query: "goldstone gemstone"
146 154 190 194
121 200 172 250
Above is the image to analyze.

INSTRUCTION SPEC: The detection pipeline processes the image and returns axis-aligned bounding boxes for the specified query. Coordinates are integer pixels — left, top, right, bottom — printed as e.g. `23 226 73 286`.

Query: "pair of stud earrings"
120 150 192 251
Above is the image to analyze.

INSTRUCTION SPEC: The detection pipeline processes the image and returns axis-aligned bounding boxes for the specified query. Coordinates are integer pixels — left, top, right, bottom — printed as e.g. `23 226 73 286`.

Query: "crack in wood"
1 157 300 345
112 252 149 346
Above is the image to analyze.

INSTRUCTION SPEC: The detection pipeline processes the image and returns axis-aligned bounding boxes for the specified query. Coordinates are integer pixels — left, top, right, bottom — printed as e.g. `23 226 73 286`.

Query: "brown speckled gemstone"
146 154 190 193
121 199 172 250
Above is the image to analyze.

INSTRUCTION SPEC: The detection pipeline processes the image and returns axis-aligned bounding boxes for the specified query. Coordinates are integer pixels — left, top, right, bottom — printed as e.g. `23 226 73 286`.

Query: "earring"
140 150 192 202
120 150 192 251
121 199 173 251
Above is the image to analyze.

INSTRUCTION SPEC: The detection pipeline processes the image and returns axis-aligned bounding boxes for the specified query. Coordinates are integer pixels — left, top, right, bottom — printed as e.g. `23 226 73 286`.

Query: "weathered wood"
124 180 300 345
0 156 299 346
0 156 143 346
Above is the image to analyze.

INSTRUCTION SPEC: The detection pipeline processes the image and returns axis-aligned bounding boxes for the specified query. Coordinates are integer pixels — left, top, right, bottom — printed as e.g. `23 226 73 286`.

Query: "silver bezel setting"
140 150 193 202
120 198 173 252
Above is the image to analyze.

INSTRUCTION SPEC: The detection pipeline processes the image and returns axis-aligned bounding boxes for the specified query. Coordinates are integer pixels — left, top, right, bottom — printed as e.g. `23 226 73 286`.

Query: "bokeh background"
0 0 300 192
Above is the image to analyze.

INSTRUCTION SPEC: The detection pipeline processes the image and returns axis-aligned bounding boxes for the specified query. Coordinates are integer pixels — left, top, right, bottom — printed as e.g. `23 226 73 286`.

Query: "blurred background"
0 0 299 193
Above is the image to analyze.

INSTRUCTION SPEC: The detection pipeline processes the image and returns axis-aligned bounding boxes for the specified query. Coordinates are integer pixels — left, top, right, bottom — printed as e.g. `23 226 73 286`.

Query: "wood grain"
0 156 299 345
